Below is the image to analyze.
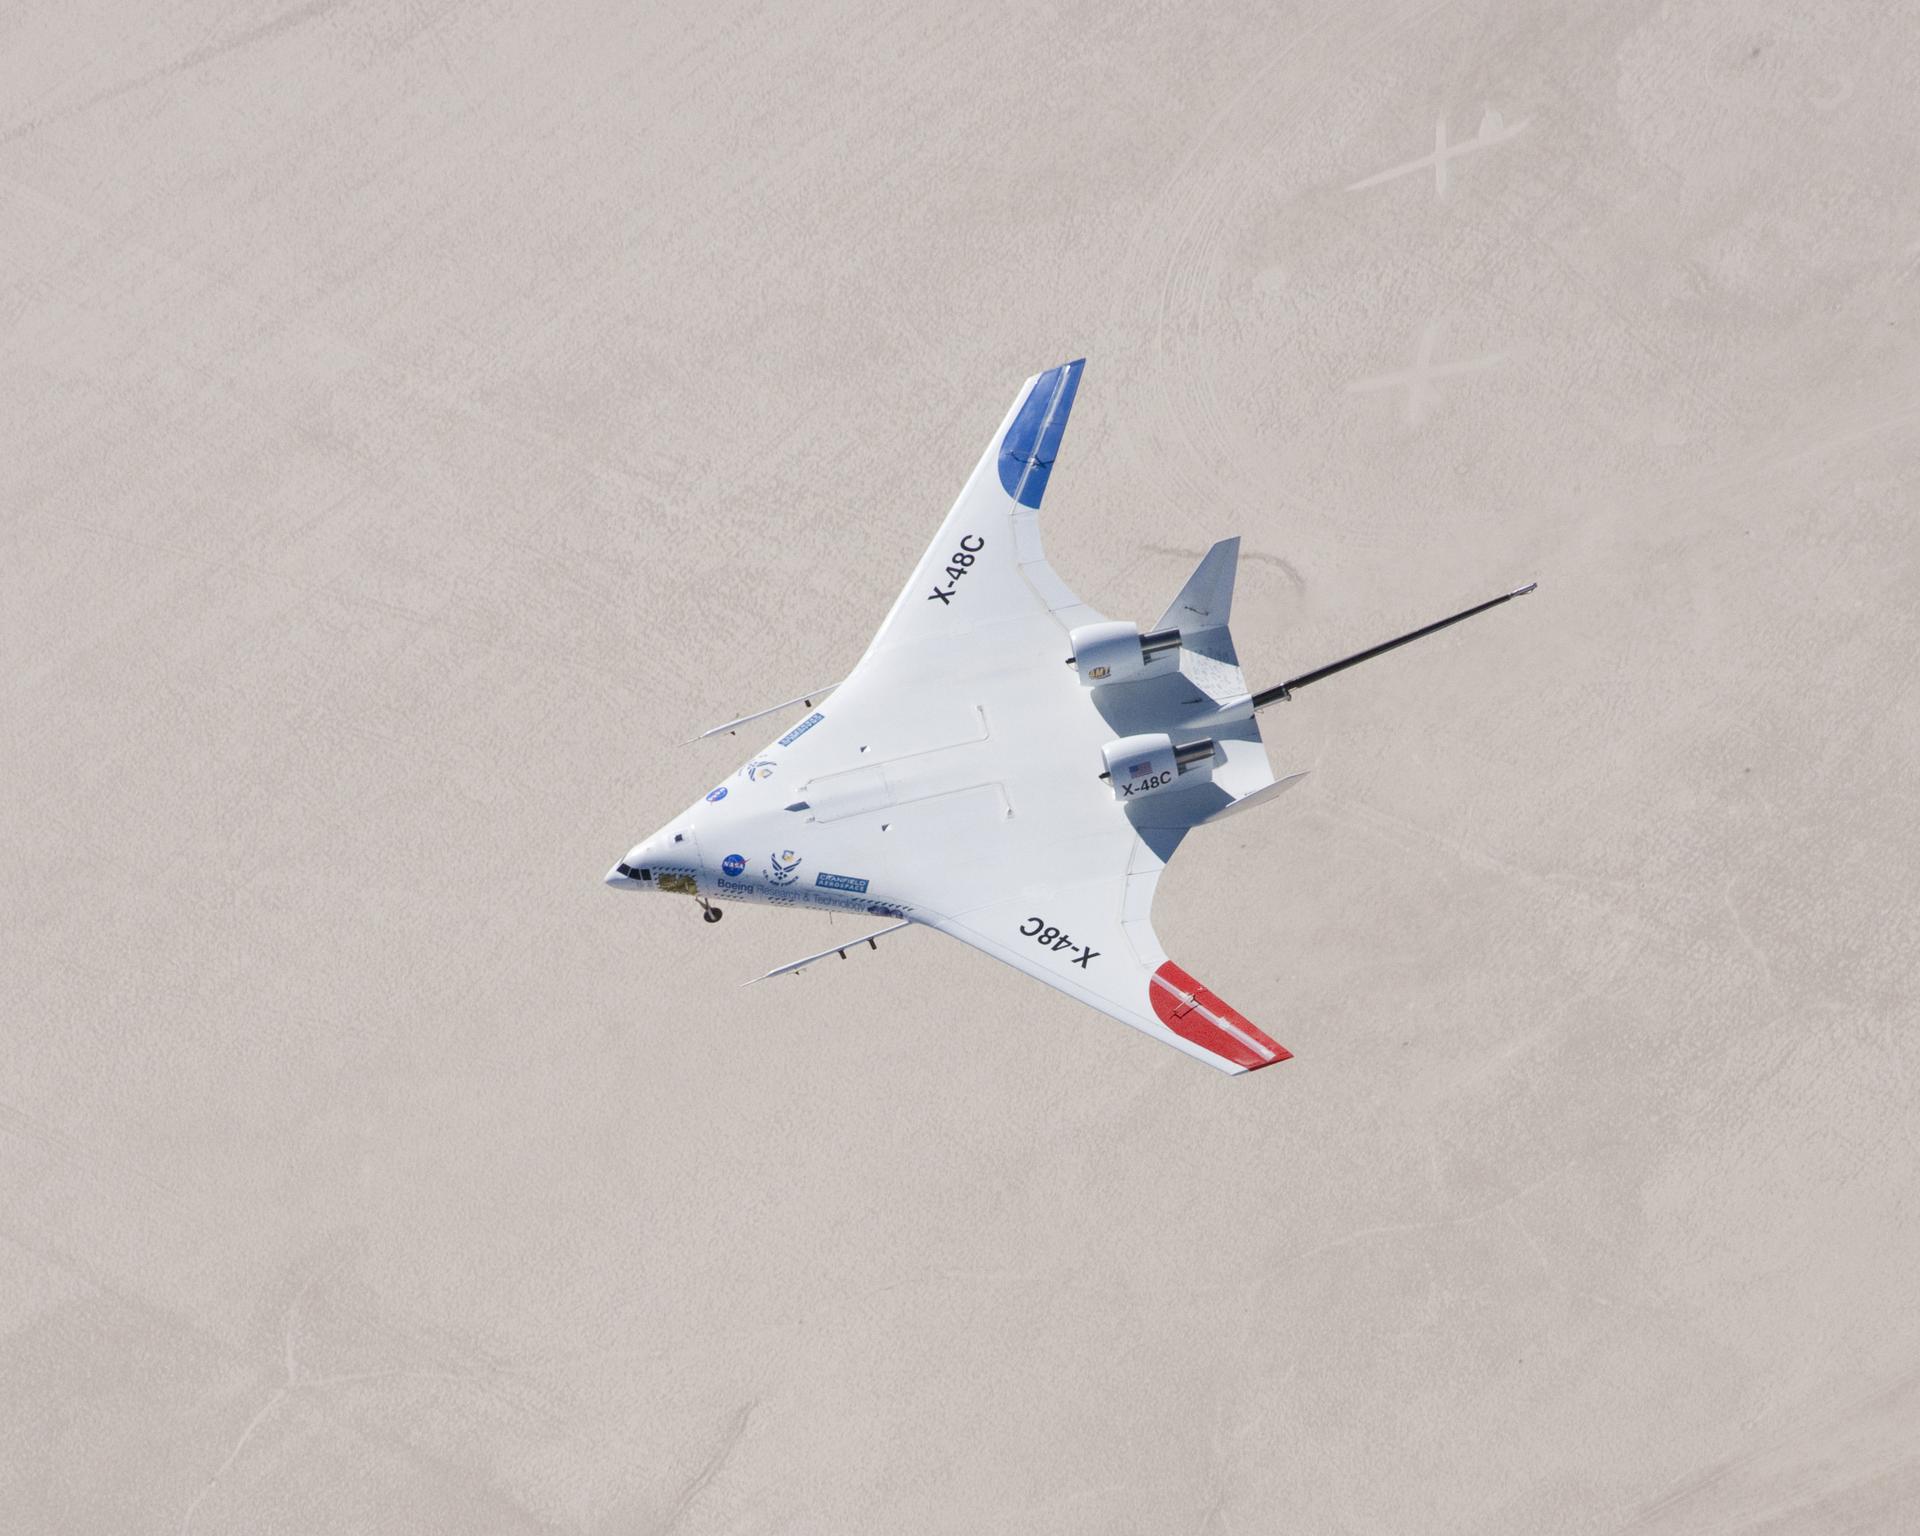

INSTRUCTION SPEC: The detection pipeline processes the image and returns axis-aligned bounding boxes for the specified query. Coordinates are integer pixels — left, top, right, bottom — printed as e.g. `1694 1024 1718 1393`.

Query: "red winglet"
1149 961 1291 1071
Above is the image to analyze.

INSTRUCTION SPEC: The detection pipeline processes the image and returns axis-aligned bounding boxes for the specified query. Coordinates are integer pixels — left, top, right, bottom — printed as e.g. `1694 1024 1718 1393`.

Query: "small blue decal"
815 872 869 894
743 758 776 782
705 786 728 802
776 712 824 748
766 849 803 886
721 853 746 878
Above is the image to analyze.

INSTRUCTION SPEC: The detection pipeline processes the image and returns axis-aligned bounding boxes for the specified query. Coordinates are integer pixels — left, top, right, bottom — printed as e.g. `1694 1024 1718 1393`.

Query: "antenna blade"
742 920 910 984
685 682 841 744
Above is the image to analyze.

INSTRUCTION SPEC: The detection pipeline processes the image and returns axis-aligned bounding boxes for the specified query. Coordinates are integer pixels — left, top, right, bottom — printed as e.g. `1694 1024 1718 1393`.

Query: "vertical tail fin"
1151 537 1273 813
1155 538 1239 633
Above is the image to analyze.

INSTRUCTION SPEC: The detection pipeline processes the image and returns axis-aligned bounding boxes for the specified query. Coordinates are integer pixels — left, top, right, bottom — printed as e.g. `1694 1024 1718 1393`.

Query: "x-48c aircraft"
605 360 1534 1075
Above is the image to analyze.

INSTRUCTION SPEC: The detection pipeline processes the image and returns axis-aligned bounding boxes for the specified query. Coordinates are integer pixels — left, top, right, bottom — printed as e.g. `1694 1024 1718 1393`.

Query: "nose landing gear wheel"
698 898 723 924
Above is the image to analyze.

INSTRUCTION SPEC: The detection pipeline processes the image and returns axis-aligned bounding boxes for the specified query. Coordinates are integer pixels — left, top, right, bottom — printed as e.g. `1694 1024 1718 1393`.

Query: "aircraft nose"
603 853 654 890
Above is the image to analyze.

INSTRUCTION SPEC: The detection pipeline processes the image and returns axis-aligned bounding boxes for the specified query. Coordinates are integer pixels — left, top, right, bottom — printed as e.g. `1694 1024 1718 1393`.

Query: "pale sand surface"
5 2 1919 1531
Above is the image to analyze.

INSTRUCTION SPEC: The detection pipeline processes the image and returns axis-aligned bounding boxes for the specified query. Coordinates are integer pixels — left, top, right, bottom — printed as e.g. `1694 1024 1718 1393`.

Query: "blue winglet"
997 359 1084 509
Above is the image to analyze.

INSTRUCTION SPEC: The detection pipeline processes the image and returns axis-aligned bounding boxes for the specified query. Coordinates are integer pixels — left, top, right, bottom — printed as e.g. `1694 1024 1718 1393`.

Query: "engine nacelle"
1067 621 1183 686
1099 733 1218 800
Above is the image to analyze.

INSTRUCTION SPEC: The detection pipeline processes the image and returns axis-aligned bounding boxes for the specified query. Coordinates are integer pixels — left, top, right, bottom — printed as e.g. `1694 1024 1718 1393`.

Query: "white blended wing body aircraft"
606 360 1534 1075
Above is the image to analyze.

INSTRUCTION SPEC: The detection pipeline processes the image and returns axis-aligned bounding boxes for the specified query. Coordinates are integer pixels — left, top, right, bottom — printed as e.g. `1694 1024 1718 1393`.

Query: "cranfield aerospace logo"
766 849 803 886
705 786 728 803
721 853 746 878
742 759 776 782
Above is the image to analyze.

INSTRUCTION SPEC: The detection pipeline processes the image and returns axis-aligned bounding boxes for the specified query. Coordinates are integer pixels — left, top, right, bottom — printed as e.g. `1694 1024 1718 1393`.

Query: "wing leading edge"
857 360 1100 662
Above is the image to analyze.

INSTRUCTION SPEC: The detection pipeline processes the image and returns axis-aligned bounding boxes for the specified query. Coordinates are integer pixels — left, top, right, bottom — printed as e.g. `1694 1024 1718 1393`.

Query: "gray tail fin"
1155 537 1239 633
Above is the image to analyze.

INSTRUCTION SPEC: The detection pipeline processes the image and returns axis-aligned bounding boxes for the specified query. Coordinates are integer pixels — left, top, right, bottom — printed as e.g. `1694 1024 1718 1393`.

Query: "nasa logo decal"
705 786 728 803
721 853 746 878
766 849 803 886
742 759 776 782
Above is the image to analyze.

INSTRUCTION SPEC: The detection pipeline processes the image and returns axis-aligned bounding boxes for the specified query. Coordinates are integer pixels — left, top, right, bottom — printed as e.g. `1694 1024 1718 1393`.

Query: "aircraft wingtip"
1150 961 1290 1073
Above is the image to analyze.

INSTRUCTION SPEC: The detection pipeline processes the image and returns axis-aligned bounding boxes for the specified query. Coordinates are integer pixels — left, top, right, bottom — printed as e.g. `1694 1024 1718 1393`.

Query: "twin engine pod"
1074 623 1217 800
1099 733 1218 801
1066 621 1183 686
